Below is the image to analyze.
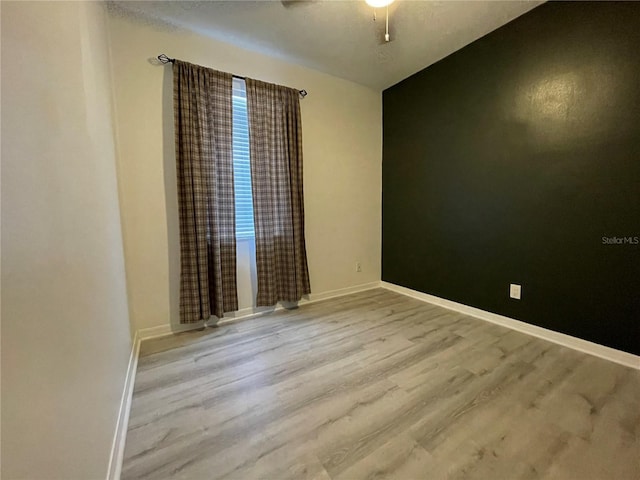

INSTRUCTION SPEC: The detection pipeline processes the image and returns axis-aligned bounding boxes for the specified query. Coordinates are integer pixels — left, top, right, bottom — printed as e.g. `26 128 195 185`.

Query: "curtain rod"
157 54 308 98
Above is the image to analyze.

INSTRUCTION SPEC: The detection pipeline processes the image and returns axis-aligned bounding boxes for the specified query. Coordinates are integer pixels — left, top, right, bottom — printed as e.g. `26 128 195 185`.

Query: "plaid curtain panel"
245 78 311 306
174 60 238 323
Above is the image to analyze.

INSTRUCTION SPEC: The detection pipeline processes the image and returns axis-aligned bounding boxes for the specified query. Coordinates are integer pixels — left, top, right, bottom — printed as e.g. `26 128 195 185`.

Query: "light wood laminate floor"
122 289 640 480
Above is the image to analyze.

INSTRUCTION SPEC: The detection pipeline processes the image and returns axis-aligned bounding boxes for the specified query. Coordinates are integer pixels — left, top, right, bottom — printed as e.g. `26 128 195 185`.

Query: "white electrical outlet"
510 284 522 300
356 262 362 272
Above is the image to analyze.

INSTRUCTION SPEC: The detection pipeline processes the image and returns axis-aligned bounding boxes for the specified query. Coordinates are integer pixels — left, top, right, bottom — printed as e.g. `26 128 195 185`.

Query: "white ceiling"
110 0 543 90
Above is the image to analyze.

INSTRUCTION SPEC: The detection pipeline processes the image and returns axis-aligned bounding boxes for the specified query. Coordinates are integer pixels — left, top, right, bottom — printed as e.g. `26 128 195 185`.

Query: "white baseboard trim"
137 281 382 341
381 281 639 370
136 321 205 341
301 281 382 304
106 331 141 480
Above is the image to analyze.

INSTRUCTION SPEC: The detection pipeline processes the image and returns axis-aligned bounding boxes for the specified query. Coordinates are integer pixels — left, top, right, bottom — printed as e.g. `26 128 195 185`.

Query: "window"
232 78 255 239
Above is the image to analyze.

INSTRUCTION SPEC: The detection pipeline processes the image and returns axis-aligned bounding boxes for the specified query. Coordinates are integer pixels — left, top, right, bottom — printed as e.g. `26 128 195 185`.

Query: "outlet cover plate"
510 284 522 300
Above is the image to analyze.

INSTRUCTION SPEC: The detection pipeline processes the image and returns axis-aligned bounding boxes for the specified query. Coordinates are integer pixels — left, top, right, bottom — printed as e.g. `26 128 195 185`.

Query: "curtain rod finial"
299 89 308 98
158 54 174 64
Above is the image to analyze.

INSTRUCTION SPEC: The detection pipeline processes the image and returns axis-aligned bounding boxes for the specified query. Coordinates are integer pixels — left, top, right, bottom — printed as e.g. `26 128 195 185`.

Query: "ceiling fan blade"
280 0 317 8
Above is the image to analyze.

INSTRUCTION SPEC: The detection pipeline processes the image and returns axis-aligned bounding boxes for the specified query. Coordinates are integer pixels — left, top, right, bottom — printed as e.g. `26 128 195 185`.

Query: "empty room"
2 1 639 479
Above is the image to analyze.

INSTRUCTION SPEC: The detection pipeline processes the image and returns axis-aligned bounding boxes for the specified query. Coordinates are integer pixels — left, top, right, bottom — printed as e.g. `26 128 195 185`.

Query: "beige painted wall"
1 2 132 478
107 14 382 332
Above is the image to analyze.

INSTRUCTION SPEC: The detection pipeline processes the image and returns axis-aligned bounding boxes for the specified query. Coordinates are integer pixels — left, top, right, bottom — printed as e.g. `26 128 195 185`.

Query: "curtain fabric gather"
174 60 238 323
245 78 311 306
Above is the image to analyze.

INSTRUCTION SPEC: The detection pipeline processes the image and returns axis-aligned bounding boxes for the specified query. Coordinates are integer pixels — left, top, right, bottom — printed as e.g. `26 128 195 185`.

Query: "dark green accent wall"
382 1 640 355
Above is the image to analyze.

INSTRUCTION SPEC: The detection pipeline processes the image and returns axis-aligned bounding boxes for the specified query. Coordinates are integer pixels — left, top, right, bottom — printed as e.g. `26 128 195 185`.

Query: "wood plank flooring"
122 289 640 480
